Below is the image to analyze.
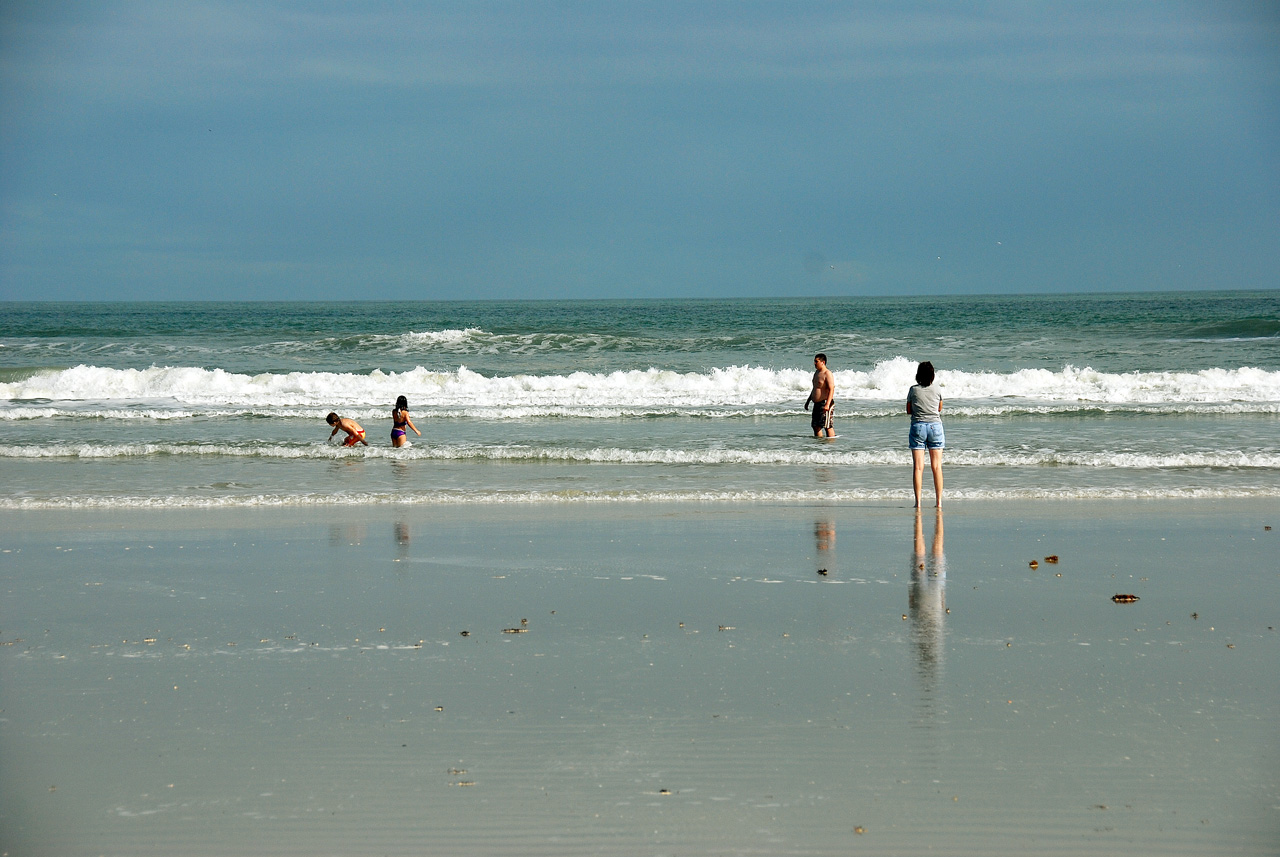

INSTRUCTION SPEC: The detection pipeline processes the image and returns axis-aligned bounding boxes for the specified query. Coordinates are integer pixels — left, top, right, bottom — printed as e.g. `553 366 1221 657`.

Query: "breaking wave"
3 358 1278 412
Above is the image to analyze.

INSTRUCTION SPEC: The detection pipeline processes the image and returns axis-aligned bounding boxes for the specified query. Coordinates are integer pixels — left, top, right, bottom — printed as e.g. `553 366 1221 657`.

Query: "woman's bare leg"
929 448 944 508
912 449 927 508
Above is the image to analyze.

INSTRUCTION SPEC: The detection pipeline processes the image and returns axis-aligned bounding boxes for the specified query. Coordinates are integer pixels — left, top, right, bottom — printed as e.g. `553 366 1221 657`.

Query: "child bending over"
326 412 368 447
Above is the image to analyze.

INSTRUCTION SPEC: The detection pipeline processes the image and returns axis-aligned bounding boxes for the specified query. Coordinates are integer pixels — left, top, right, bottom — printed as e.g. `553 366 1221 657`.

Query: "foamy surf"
4 400 1279 421
3 295 1278 506
3 484 1277 510
2 441 1278 469
3 358 1278 409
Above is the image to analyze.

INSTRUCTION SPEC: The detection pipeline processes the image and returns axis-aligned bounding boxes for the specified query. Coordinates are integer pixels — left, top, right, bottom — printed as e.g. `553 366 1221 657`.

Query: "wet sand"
1 500 1277 856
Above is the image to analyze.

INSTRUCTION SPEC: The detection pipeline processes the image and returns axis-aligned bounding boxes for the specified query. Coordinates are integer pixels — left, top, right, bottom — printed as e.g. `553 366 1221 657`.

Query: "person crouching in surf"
326 412 368 447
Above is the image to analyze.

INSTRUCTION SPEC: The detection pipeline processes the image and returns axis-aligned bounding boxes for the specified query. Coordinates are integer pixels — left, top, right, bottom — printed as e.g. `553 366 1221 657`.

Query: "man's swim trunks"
343 430 365 447
811 400 833 432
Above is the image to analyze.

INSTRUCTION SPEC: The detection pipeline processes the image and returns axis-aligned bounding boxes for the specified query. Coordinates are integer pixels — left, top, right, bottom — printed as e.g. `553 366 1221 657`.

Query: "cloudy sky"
1 1 1277 300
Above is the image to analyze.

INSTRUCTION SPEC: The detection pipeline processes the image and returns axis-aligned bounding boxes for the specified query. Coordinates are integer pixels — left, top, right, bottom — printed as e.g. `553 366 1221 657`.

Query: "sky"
1 1 1278 301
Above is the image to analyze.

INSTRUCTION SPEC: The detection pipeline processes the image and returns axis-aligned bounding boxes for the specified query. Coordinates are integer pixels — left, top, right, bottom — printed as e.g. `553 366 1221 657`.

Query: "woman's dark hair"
915 361 936 387
395 395 408 410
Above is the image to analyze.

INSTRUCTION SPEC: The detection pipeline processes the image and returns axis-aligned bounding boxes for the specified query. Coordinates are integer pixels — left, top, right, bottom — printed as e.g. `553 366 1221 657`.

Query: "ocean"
4 293 1279 856
2 291 1278 508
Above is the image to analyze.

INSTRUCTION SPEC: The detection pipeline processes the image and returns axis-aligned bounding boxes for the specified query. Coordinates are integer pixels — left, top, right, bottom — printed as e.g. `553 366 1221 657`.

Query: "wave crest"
2 358 1279 410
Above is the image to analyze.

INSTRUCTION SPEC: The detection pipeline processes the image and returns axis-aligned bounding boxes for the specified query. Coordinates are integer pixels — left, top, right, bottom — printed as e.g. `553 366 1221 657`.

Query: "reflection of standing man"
814 519 836 576
805 353 835 438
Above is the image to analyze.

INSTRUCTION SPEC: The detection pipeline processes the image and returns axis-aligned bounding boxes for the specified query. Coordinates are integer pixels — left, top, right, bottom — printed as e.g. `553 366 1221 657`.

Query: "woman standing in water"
390 395 421 447
907 361 944 508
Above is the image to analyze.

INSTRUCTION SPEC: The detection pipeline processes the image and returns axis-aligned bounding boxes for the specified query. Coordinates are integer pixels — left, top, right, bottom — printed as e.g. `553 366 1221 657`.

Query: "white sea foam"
2 484 1276 510
391 328 668 354
2 442 1276 469
0 406 209 420
3 400 1278 421
396 328 485 346
313 327 635 355
3 358 1278 411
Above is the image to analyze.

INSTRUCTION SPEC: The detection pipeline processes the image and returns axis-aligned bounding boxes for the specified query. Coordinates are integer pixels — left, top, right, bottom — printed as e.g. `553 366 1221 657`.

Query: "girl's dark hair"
915 361 936 387
395 395 408 410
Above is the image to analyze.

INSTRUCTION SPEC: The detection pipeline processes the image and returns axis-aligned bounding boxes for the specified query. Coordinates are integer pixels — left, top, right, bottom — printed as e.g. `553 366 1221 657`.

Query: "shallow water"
2 293 1279 508
2 501 1276 855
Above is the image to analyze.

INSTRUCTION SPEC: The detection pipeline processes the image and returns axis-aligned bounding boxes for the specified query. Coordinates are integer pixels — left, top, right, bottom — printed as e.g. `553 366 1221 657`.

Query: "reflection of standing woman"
391 395 421 447
907 361 944 509
908 509 946 709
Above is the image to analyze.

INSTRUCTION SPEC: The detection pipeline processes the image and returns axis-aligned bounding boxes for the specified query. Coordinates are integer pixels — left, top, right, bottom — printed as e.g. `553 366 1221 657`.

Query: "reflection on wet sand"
814 519 836 576
909 510 946 722
329 523 368 547
394 521 411 559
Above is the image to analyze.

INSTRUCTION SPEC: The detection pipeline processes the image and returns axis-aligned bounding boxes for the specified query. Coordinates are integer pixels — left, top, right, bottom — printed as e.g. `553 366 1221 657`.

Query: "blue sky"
2 1 1277 300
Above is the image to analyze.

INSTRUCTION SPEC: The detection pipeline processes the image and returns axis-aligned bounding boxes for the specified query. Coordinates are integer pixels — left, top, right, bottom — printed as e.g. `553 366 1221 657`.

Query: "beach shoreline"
2 498 1276 855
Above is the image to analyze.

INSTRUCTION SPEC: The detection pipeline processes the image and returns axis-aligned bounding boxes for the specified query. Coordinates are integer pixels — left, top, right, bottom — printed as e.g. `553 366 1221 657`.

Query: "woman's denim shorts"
909 421 945 450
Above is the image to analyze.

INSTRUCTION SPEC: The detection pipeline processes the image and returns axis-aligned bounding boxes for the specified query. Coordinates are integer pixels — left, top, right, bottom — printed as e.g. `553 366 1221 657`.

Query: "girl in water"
907 361 944 508
391 395 421 447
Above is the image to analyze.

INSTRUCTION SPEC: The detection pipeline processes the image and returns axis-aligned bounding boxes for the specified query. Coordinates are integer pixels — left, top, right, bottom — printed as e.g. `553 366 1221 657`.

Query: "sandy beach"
1 499 1275 856
5 0 1279 850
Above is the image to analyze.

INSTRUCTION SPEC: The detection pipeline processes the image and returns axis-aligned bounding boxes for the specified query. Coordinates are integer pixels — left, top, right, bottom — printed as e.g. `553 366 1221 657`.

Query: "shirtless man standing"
804 353 835 438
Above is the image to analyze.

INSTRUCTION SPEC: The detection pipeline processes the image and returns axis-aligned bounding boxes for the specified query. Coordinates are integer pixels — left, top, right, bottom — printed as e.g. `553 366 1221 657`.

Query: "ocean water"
2 292 1278 508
